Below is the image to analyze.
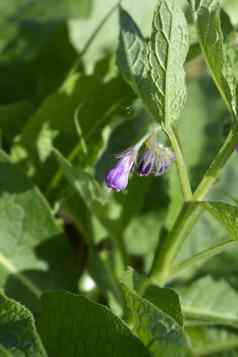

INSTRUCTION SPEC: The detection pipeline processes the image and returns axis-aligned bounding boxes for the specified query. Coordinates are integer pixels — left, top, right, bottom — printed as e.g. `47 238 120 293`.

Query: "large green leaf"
180 276 238 329
0 291 46 356
118 1 189 124
121 283 192 357
37 291 150 357
147 0 189 125
196 0 237 117
0 150 81 311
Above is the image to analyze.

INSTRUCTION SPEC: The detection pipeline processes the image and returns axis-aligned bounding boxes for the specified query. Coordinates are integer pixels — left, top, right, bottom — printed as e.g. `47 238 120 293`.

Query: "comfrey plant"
8 0 238 356
105 131 176 191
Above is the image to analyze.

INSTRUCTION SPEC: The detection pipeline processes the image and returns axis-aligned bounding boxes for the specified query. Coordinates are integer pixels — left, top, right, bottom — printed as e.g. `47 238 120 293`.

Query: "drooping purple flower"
155 145 176 176
105 148 137 191
137 143 175 177
138 150 156 176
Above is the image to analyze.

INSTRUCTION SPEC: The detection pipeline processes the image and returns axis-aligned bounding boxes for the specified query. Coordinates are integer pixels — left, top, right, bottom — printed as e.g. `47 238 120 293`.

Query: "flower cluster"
105 133 176 191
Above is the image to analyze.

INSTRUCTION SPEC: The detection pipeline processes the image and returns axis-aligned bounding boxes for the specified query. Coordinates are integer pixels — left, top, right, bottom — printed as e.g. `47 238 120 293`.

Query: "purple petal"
138 161 153 176
105 151 135 191
105 166 129 191
137 150 156 176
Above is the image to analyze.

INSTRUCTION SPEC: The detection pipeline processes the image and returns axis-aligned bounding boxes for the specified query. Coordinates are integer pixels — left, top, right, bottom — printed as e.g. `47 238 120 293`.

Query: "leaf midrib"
0 252 41 298
183 306 238 328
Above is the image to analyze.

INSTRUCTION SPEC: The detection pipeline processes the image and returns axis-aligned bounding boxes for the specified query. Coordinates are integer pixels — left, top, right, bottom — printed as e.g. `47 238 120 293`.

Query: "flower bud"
137 150 156 176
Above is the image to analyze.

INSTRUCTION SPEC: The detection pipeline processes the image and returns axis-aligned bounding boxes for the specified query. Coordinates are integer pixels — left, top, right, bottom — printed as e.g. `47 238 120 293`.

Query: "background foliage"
1 0 238 356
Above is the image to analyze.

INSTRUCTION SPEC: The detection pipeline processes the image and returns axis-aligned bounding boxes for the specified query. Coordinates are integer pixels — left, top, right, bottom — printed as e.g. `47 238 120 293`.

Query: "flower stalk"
165 125 193 201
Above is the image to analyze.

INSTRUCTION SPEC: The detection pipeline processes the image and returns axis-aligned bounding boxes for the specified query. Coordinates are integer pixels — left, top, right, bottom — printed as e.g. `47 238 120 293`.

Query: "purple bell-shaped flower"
105 148 137 191
137 143 176 177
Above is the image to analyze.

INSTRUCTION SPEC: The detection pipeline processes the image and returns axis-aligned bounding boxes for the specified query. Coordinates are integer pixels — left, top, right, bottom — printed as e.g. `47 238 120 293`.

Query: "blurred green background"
1 1 238 355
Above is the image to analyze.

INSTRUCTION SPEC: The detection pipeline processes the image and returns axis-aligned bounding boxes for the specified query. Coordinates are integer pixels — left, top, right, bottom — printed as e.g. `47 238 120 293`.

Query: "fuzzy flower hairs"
105 129 176 192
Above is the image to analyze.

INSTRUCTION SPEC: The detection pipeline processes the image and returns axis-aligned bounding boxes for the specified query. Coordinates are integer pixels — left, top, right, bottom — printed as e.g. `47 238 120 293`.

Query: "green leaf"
117 7 146 95
117 8 155 117
0 291 46 356
203 201 238 241
121 284 192 357
144 285 184 327
196 0 238 117
117 2 189 124
180 276 238 329
37 291 150 357
53 148 109 220
0 150 81 311
147 0 189 125
0 195 24 255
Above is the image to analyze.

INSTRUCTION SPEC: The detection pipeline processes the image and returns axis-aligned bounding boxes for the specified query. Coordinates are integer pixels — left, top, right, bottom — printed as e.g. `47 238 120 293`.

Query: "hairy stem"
166 125 193 201
150 125 238 285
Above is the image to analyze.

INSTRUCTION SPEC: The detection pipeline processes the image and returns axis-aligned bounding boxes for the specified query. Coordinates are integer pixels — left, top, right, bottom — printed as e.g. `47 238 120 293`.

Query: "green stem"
149 125 238 285
166 125 193 201
149 202 203 285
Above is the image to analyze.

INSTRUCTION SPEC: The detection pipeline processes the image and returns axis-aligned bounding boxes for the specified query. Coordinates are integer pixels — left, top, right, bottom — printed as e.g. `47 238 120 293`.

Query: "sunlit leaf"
147 0 189 124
